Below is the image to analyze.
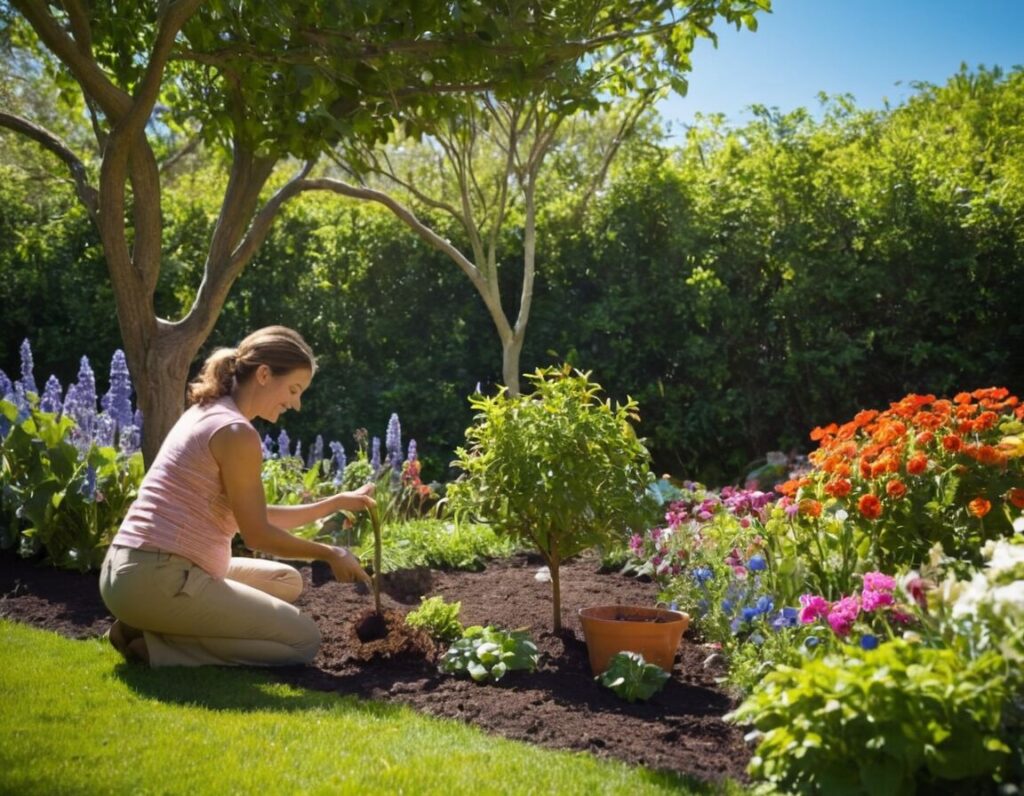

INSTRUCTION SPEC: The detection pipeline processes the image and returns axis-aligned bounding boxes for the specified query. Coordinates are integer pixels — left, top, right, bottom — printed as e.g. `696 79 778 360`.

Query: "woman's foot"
106 619 146 663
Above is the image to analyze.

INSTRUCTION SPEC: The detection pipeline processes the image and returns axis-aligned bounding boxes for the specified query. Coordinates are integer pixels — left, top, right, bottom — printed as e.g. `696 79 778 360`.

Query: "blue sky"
657 0 1024 135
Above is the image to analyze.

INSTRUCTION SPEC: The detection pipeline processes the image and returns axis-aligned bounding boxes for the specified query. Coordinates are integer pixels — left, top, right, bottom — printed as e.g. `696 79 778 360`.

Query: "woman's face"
257 366 313 423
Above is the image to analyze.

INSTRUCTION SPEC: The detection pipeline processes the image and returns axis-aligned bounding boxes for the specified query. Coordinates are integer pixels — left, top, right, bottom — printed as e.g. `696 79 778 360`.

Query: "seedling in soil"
354 503 387 642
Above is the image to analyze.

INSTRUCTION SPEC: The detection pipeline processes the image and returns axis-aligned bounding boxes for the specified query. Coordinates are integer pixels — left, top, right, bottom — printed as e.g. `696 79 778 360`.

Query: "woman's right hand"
327 545 372 585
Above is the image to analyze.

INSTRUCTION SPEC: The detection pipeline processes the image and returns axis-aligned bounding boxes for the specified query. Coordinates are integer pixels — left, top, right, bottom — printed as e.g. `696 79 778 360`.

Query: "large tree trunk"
501 333 525 397
131 325 206 464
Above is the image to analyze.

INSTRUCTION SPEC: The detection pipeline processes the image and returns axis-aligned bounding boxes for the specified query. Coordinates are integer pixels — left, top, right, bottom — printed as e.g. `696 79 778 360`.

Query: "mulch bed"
0 550 751 784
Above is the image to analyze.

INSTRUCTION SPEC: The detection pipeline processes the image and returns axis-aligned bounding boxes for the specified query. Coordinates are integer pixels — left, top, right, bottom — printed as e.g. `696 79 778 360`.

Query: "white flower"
951 573 989 619
1013 515 1024 534
835 509 848 522
987 540 1024 576
989 581 1024 619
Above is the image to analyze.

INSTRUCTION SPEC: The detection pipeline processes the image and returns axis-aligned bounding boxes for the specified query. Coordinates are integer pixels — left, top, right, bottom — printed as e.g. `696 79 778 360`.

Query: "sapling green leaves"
598 652 670 702
440 625 539 683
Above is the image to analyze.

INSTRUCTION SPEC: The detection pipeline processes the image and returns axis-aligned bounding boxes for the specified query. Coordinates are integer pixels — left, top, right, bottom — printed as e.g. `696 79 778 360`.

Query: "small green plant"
598 652 670 703
449 365 654 632
440 625 539 683
1 399 143 570
405 596 464 643
727 639 1015 794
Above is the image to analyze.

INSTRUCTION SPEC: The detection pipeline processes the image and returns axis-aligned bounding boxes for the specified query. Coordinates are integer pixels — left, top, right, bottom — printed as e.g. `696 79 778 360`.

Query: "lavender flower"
329 441 347 486
120 423 142 456
94 413 116 448
0 368 13 399
40 375 63 416
407 439 418 463
294 440 303 463
262 434 275 459
386 412 402 471
19 339 38 396
277 429 291 458
65 356 98 446
101 349 134 431
308 434 324 468
370 436 381 475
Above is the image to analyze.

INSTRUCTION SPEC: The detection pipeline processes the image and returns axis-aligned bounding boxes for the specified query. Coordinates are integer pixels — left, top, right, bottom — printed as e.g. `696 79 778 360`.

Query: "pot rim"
578 604 690 624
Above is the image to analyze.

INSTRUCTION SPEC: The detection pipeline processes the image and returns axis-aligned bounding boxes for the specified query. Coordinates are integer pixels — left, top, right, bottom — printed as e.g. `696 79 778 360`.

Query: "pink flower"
799 594 831 624
861 589 894 612
827 596 860 636
891 609 914 625
862 572 896 592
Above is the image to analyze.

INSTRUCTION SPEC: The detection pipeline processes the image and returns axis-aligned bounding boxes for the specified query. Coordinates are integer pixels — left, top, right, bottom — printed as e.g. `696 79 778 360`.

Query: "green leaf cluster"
0 399 143 571
727 639 1016 795
404 595 464 643
598 651 669 703
439 625 539 683
450 364 654 562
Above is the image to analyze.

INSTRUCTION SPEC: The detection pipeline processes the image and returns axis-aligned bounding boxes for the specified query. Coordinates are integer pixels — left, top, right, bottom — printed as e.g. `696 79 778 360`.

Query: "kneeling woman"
100 326 372 667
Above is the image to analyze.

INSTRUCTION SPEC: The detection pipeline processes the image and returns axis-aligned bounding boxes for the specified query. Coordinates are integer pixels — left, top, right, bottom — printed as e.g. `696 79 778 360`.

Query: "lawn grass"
0 619 742 795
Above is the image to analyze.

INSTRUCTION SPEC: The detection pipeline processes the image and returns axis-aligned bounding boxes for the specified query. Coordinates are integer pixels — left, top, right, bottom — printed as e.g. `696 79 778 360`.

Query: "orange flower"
810 423 838 442
886 479 907 499
968 498 991 518
942 435 963 453
776 479 802 497
907 452 929 476
1008 488 1024 510
858 494 883 520
915 431 934 446
954 392 972 405
825 478 853 498
799 499 823 517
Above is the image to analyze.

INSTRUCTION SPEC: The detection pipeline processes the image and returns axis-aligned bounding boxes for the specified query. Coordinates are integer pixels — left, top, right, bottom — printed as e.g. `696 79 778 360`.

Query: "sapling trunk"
369 504 383 615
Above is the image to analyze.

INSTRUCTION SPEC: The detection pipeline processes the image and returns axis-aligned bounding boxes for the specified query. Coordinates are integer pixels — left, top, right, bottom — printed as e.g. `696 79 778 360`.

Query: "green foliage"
598 652 670 703
728 639 1015 795
0 399 143 571
449 364 654 630
405 596 464 644
440 625 539 683
354 519 517 573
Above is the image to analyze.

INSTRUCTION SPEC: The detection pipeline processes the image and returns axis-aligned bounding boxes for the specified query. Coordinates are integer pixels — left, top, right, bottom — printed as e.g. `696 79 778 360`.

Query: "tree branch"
0 111 99 222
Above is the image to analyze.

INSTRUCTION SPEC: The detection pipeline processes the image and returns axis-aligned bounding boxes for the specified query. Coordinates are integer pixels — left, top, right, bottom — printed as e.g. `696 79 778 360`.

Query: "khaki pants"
99 545 320 668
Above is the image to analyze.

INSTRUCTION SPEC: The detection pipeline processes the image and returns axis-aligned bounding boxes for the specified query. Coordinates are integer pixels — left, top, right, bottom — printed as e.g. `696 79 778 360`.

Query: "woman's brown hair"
187 326 317 406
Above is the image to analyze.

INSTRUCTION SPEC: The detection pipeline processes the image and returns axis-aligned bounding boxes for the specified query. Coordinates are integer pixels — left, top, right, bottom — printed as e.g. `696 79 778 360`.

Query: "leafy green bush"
1 399 143 571
728 639 1015 794
439 625 539 683
404 596 464 643
450 365 654 631
353 518 517 572
598 652 669 703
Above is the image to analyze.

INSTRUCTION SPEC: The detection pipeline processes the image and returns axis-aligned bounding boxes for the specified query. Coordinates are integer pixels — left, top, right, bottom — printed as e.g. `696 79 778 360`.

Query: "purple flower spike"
329 441 347 485
386 413 402 472
371 436 382 475
407 439 418 463
101 350 134 431
40 375 63 416
0 368 13 399
309 435 324 468
277 429 291 458
19 339 38 396
262 434 275 459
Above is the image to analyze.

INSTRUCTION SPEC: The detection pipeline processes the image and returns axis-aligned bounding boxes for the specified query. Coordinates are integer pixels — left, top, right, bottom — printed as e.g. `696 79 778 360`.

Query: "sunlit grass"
0 619 743 795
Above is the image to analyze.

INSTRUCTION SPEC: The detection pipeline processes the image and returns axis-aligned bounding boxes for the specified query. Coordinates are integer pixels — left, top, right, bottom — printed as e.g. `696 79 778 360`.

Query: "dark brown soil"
0 551 750 784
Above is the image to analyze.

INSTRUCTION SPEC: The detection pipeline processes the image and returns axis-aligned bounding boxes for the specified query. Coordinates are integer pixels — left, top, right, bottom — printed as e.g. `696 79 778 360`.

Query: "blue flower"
329 441 346 486
19 339 38 396
0 368 12 400
747 555 767 572
371 436 382 475
262 434 275 459
101 349 134 431
40 375 64 416
721 598 734 614
407 439 418 463
691 566 714 586
308 435 324 468
741 606 759 622
277 429 291 458
770 607 800 631
385 413 402 472
860 634 879 651
80 464 97 501
804 636 820 649
755 595 774 615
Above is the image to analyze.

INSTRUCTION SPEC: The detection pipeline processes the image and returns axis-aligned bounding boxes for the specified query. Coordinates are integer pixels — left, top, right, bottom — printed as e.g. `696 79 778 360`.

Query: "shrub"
450 365 654 631
598 652 670 703
728 639 1015 794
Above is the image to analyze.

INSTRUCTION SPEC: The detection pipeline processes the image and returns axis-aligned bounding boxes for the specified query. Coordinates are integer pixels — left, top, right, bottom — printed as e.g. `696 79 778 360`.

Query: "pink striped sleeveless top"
112 396 251 578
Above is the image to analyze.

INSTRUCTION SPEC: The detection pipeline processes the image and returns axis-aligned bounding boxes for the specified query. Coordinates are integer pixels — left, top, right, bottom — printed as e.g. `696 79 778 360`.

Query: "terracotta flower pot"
578 605 690 675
